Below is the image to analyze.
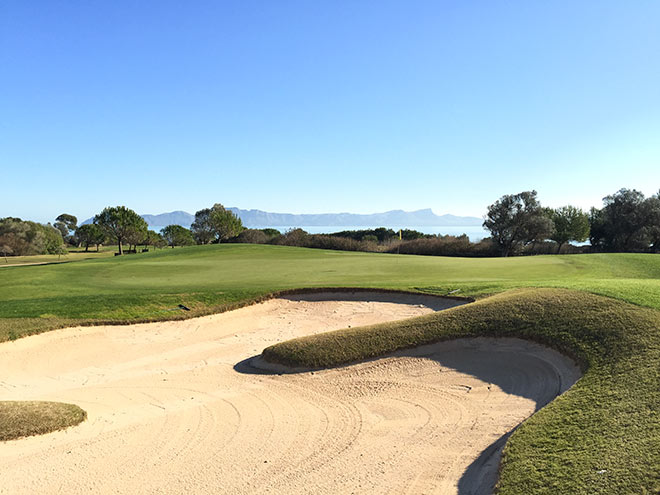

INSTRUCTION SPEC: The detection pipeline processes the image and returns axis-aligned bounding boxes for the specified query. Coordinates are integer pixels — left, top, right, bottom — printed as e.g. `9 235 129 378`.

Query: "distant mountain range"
83 208 483 229
227 208 482 227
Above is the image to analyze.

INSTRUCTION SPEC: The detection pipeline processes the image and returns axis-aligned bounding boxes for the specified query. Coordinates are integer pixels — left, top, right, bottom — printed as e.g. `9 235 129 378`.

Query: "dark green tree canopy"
160 224 195 248
209 203 243 242
548 205 590 253
191 203 244 244
647 191 660 252
142 230 163 249
75 224 105 252
191 208 214 244
124 225 148 251
94 206 147 255
589 188 659 252
483 190 554 257
55 214 77 232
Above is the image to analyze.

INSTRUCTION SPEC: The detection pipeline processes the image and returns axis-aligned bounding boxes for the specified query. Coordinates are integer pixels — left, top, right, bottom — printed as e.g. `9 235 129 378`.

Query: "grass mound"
263 288 660 494
0 401 87 441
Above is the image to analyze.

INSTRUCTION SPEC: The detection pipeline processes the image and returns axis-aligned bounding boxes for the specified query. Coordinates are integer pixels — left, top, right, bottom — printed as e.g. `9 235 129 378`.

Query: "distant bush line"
227 227 588 257
4 187 657 259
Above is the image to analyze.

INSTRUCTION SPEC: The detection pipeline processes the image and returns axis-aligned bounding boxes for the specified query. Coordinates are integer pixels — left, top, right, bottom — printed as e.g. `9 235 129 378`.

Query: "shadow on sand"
234 338 580 494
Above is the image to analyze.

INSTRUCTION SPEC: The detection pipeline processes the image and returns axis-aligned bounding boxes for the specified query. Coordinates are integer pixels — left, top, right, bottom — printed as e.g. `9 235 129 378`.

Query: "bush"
388 235 498 257
0 218 66 256
230 229 270 244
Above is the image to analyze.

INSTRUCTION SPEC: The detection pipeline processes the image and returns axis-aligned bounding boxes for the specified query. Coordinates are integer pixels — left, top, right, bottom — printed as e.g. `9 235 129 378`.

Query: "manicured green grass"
264 288 660 494
0 401 87 441
0 244 659 341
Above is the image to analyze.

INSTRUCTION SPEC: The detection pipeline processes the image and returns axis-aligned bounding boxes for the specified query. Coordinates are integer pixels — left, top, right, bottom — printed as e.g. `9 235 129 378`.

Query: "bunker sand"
0 293 580 494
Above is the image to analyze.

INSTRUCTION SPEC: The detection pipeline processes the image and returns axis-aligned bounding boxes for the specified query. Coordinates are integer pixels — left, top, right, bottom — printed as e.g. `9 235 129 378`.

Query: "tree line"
234 188 659 257
86 203 245 254
483 188 659 256
0 202 246 258
2 187 658 259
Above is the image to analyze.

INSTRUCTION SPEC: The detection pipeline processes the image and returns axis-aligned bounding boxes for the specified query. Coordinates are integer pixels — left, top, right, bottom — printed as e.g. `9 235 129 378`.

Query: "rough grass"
0 245 117 266
263 288 660 494
0 401 87 441
1 245 659 342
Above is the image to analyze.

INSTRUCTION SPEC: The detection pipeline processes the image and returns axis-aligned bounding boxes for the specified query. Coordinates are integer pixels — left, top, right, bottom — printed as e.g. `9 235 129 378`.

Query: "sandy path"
0 292 580 494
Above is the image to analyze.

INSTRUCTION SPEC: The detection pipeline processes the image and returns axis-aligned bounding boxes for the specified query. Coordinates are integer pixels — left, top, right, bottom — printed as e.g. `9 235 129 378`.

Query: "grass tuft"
0 401 87 441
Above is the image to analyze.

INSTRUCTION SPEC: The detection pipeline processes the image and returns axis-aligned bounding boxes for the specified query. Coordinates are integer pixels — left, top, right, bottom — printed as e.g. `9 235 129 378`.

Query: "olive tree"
589 188 659 252
160 225 195 248
548 206 590 253
483 190 554 257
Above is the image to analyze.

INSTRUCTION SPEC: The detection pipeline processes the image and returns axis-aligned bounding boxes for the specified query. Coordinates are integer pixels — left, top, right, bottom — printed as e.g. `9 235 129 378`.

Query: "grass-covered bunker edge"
262 288 660 494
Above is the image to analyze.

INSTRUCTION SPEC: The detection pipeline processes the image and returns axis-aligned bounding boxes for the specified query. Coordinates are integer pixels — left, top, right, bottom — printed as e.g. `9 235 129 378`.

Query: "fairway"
1 244 659 341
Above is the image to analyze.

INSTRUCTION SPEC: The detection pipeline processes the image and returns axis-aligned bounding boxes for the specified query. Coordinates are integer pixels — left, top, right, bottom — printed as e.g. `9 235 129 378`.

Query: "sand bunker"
0 292 580 494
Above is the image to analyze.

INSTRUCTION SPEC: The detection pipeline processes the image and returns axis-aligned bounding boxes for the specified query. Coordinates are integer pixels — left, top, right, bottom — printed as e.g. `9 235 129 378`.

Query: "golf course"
0 244 659 493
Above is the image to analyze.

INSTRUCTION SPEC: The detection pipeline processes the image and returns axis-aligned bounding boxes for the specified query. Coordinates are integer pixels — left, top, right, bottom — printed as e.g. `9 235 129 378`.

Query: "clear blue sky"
2 1 659 223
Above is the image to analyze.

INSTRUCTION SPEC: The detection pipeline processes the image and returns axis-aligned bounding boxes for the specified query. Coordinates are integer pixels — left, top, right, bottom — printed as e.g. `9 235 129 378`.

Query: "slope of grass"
0 246 117 266
0 245 659 342
0 401 87 441
263 288 660 494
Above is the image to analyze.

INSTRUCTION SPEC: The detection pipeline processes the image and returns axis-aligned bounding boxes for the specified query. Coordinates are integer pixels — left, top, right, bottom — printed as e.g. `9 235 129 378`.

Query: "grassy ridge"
263 288 660 494
0 401 87 441
1 244 659 341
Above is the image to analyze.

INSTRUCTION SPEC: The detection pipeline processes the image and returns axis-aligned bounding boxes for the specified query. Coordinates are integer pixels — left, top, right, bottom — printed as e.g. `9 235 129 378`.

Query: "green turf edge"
262 288 660 494
0 287 473 343
0 401 87 441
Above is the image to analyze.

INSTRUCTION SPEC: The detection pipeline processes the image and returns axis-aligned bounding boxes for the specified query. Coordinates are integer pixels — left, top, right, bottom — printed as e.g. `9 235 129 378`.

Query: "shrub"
230 229 269 244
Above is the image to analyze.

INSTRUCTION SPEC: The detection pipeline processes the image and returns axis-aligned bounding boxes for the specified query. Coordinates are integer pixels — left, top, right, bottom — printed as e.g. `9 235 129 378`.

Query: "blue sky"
1 1 659 223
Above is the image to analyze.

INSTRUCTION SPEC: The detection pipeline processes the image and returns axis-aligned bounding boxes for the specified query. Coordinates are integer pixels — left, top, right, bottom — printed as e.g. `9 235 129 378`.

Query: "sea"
150 225 489 242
